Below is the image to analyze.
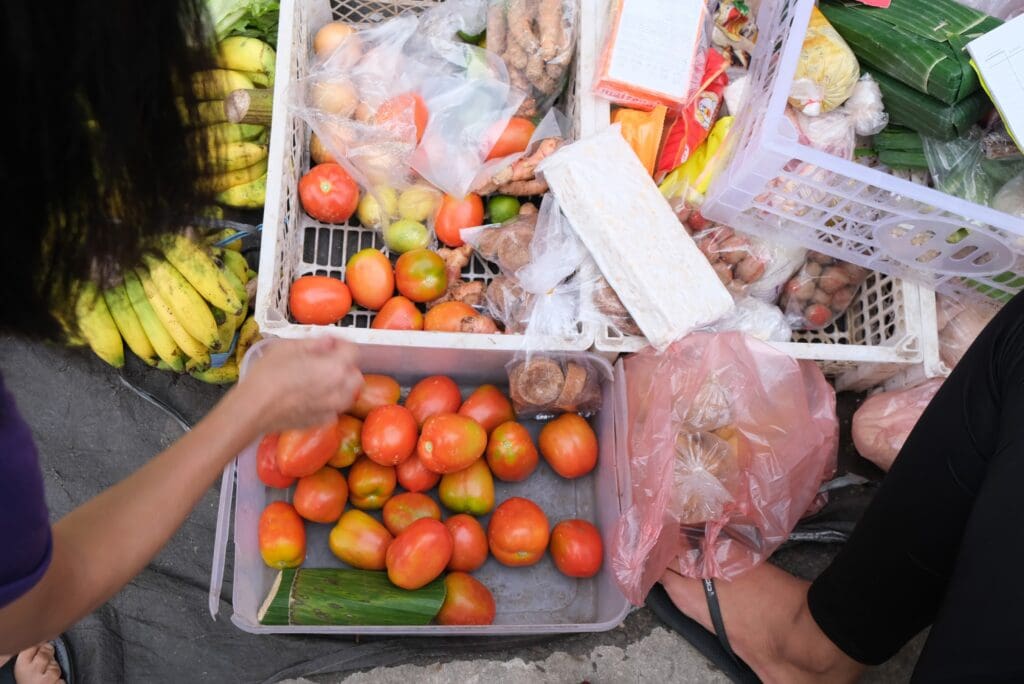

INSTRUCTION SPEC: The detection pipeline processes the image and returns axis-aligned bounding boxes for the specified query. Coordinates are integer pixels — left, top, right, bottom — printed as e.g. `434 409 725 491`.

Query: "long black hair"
0 1 215 339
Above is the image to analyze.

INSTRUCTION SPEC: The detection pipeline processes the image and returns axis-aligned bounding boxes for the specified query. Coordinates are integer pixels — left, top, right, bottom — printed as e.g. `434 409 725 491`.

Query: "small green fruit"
384 219 430 254
487 195 521 224
398 185 441 222
357 186 399 228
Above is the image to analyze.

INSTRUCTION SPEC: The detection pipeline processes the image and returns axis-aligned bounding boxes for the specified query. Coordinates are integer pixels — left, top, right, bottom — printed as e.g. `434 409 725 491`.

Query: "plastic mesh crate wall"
699 0 1024 304
256 0 595 350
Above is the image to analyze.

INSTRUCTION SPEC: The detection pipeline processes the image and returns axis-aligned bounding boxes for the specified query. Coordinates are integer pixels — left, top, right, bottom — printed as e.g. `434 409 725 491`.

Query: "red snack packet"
656 49 729 177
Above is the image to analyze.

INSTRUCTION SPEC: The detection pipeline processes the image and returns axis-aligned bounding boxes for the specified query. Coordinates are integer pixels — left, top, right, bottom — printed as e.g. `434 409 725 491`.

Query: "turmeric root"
504 39 529 71
539 0 565 60
507 0 540 53
486 3 508 56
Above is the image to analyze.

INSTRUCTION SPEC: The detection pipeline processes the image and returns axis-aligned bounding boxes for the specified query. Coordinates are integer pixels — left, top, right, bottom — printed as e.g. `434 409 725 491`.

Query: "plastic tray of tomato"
208 340 631 634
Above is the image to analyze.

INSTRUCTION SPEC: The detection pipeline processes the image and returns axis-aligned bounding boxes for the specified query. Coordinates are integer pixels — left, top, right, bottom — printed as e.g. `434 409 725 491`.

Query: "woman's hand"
236 337 364 434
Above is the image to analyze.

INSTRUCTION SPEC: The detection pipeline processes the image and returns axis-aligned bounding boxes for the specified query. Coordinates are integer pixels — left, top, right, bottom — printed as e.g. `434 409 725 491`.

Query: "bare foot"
11 643 64 684
660 564 864 684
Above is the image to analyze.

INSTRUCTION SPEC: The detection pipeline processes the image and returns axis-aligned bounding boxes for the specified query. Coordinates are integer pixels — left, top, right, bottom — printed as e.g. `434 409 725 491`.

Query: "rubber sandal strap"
704 578 741 664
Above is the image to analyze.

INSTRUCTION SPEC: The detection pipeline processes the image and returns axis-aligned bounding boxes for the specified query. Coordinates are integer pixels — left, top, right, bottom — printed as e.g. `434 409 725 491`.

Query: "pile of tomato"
256 374 605 626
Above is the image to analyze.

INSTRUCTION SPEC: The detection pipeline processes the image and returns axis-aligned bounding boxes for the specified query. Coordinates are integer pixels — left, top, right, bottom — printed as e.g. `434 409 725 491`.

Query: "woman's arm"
0 337 363 652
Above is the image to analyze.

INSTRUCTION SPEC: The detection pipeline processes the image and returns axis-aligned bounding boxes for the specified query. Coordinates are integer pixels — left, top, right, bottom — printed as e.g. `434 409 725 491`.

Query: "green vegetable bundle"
208 0 280 47
868 69 991 141
875 126 926 169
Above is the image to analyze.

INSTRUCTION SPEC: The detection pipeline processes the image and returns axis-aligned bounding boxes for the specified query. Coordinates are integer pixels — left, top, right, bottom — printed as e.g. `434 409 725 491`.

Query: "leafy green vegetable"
208 0 280 46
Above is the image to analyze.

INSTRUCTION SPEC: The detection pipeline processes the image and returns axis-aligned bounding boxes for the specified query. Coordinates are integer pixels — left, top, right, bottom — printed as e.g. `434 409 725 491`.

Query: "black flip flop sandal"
646 579 761 684
0 635 75 684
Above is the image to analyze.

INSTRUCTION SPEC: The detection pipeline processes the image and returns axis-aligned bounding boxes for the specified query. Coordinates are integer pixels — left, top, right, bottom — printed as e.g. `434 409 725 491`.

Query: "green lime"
357 186 398 228
383 218 430 254
488 195 521 223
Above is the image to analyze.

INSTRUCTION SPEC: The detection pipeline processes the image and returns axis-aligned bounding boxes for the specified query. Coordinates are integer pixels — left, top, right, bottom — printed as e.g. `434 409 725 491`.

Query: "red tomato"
328 414 363 468
329 509 393 570
256 434 294 489
486 421 538 482
394 249 447 303
347 456 397 510
382 492 442 536
458 385 515 433
345 248 394 310
538 414 598 479
385 518 453 590
487 497 549 567
372 296 424 331
485 117 536 160
423 301 498 333
293 467 348 523
405 375 462 426
445 514 489 572
258 501 306 569
439 458 494 515
437 572 496 626
395 454 441 492
434 194 483 247
299 163 359 223
375 92 429 144
417 413 488 474
549 519 603 578
362 404 418 466
276 420 342 478
351 374 401 419
289 275 352 325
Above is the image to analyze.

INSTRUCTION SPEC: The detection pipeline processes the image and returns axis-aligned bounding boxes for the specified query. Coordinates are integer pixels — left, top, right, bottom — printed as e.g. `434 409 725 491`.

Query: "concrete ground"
1 335 924 682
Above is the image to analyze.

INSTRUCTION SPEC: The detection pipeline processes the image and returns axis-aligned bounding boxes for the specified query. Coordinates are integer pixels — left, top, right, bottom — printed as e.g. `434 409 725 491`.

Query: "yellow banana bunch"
75 282 125 368
216 37 276 88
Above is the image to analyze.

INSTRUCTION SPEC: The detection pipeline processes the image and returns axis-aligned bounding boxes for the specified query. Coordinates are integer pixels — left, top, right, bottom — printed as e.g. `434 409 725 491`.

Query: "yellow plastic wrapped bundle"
789 6 860 116
659 116 735 202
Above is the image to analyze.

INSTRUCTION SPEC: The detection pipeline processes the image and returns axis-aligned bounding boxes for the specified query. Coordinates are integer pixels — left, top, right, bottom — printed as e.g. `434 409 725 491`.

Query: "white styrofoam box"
209 339 631 634
699 0 1024 303
256 0 598 351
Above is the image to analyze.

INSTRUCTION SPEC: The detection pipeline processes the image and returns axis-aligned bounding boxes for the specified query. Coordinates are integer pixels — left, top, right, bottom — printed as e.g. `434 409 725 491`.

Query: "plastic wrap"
612 332 838 602
789 6 859 116
843 74 888 137
923 129 999 206
472 109 567 196
612 105 667 176
699 297 792 343
658 115 735 206
936 293 1000 368
852 379 943 472
993 172 1024 219
956 0 1024 19
655 49 729 177
693 225 771 296
506 353 607 419
778 252 869 330
746 241 807 303
486 0 578 119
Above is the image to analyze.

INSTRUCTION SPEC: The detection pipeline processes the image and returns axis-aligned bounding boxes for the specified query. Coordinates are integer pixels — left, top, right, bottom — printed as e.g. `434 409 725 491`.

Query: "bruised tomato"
293 467 348 523
439 458 494 515
434 194 483 247
396 454 441 492
257 434 294 489
375 92 429 144
458 385 515 433
299 163 359 223
258 501 306 569
347 456 397 510
276 420 342 478
437 572 496 626
345 248 394 310
423 301 498 333
382 492 442 536
386 518 453 590
329 509 393 570
549 519 603 578
486 421 539 482
487 497 549 567
395 249 447 303
445 514 489 572
405 375 462 426
417 414 487 474
485 117 535 160
371 296 424 331
362 404 418 466
538 414 598 479
328 414 363 468
351 374 401 419
289 275 352 325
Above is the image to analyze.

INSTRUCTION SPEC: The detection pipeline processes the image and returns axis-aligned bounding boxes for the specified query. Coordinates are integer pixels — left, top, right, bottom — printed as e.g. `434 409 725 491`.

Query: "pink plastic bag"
852 379 943 472
612 332 838 604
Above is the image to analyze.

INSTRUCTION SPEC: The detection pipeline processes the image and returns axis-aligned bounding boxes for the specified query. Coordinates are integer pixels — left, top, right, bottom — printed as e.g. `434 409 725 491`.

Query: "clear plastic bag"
612 332 838 601
936 294 1000 368
472 109 567 196
693 225 771 296
852 379 943 472
778 253 869 330
699 297 792 343
955 0 1024 19
462 211 538 275
993 172 1024 219
506 352 608 419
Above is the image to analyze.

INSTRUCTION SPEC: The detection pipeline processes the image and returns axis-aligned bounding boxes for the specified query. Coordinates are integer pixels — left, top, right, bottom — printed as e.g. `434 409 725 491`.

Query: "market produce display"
254 374 606 626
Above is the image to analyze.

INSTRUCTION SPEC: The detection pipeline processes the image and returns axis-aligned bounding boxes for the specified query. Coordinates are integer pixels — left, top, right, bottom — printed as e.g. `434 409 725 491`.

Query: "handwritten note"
968 15 1024 150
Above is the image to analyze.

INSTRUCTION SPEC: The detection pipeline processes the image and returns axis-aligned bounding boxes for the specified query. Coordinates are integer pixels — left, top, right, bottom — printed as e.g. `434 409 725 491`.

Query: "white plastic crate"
699 0 1024 303
256 0 597 351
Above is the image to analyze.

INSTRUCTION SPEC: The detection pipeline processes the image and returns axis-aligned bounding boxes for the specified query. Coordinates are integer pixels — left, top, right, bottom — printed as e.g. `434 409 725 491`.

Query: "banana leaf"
878 149 928 169
868 69 991 141
875 126 923 152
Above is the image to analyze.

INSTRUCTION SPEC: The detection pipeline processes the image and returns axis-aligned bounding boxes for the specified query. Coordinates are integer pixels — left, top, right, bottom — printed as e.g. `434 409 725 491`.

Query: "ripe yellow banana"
102 283 158 366
198 122 265 146
75 282 125 368
160 234 243 315
215 174 266 208
208 142 268 172
185 355 212 374
191 358 239 385
217 247 250 284
216 37 276 84
135 266 213 367
177 99 229 126
200 159 268 193
123 271 186 372
240 70 272 88
235 316 261 366
142 255 220 350
192 69 254 100
205 228 245 252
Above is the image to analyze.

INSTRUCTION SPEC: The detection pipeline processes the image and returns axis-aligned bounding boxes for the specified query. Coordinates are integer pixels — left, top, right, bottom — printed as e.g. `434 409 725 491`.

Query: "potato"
312 79 359 117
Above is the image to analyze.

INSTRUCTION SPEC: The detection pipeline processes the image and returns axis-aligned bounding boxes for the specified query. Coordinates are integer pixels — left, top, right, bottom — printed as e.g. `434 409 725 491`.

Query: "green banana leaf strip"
878 149 928 169
875 126 923 152
869 69 991 141
831 0 1000 42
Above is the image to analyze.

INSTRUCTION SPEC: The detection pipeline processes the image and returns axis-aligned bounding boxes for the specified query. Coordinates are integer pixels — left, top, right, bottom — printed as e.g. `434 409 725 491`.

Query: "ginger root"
430 245 485 309
473 137 564 195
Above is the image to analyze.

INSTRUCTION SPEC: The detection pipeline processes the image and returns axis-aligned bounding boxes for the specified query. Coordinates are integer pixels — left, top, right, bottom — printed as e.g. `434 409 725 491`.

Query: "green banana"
123 271 186 372
160 234 243 315
216 37 276 84
135 266 214 366
214 174 266 208
191 358 239 384
142 255 220 350
200 158 268 193
75 282 125 368
209 141 268 172
199 122 265 146
235 315 261 366
103 283 158 366
192 69 254 100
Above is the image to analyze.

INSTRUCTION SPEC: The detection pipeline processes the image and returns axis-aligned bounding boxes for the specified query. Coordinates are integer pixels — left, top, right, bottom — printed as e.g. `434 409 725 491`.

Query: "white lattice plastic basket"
256 0 597 350
699 0 1024 303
